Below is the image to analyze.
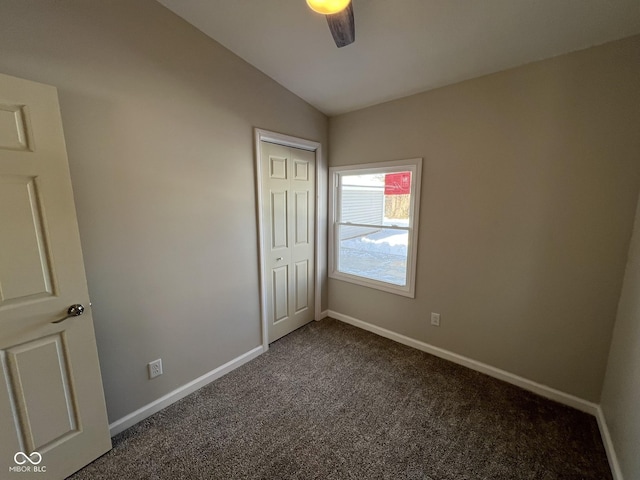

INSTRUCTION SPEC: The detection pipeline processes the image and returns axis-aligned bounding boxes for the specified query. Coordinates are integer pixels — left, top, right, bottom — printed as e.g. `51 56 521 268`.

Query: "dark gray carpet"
70 318 612 479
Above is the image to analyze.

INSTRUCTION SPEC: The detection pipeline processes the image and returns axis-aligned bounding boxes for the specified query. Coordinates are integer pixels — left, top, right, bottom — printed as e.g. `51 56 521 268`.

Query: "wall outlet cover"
148 359 163 379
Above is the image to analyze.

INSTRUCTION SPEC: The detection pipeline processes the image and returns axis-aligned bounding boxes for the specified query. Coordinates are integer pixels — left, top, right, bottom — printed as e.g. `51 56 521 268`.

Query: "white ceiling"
158 0 640 116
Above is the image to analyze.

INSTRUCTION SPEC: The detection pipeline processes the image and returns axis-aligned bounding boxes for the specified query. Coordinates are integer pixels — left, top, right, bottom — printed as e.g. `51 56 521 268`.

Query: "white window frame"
329 158 422 298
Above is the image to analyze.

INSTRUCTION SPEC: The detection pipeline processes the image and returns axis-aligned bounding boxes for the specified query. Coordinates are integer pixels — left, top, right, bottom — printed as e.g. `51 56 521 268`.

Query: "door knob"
52 304 85 324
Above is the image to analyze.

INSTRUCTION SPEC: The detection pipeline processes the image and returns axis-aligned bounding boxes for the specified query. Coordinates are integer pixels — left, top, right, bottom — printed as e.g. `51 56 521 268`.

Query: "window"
329 158 422 297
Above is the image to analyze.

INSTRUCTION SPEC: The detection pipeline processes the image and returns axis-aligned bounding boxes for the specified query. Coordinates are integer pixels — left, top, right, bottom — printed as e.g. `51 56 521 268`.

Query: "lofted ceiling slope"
157 0 640 116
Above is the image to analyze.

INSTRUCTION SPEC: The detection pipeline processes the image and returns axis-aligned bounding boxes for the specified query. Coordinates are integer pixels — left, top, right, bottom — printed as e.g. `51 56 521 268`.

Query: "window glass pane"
338 225 408 286
383 171 412 226
340 173 385 225
339 172 412 228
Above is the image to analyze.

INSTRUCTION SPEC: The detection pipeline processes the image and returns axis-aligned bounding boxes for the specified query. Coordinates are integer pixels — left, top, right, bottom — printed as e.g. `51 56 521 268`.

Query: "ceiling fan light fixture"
306 0 351 15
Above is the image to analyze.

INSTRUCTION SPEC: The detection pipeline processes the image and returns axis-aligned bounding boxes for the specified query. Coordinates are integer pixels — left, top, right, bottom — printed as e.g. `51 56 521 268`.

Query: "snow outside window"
329 158 422 298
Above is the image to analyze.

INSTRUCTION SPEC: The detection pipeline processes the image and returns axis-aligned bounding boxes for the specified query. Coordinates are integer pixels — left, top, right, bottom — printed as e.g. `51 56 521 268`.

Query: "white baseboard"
318 310 329 320
328 310 598 415
109 345 265 436
595 406 624 480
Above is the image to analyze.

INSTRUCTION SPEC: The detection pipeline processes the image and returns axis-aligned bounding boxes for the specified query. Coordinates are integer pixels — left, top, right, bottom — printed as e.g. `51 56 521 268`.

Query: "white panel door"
261 142 315 343
0 73 111 478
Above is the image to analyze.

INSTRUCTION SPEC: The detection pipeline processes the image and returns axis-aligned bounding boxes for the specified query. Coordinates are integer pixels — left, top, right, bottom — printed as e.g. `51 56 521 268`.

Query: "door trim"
254 128 323 350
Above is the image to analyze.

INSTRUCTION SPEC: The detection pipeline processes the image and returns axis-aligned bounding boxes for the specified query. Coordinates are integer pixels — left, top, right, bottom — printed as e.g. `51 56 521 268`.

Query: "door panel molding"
294 191 309 245
294 260 309 313
270 191 288 249
272 266 289 323
5 333 79 453
0 175 55 305
0 103 32 151
254 129 323 349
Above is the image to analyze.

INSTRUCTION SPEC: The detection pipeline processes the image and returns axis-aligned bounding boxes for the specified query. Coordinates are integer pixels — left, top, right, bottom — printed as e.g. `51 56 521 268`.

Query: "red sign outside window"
384 172 411 195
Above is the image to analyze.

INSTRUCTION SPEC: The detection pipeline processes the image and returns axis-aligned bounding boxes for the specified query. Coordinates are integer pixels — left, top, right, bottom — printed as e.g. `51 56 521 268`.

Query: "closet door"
260 141 315 343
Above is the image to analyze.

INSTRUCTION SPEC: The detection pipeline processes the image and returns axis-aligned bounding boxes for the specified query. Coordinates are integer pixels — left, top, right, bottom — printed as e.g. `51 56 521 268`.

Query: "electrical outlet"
430 312 441 326
148 359 163 379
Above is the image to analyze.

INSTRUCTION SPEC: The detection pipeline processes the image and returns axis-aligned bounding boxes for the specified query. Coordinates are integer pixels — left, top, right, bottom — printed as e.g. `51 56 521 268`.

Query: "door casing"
254 128 323 349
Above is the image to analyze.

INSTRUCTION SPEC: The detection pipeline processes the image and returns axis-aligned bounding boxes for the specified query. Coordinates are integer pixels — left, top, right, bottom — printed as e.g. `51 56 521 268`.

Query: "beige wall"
0 0 328 422
601 193 640 479
1 0 638 433
329 36 640 402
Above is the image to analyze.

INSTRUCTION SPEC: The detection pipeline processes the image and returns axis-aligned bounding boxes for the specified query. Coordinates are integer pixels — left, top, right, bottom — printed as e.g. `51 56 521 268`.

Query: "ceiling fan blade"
326 2 355 48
